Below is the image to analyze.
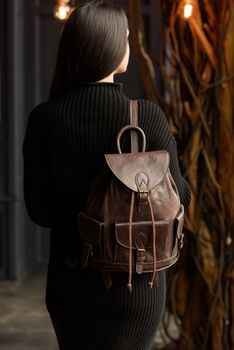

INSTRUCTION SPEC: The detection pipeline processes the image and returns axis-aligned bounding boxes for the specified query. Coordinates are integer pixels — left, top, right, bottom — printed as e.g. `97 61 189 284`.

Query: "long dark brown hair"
50 0 128 99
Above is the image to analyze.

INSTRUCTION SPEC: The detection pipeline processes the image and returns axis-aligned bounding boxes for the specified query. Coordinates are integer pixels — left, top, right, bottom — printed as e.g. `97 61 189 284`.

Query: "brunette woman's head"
50 0 129 99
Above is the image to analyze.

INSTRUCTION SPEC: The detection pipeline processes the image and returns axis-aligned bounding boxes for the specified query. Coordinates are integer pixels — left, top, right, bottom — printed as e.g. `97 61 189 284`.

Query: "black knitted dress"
23 82 190 350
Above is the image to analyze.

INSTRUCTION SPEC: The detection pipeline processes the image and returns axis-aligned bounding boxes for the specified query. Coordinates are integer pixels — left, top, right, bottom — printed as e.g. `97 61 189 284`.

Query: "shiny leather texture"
78 100 184 289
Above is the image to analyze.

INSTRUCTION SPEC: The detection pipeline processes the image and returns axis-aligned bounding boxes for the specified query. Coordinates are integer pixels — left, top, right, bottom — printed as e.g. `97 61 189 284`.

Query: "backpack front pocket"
114 220 176 272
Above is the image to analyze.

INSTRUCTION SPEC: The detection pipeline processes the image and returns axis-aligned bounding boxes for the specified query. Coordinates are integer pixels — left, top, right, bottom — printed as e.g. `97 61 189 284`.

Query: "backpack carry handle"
116 125 146 154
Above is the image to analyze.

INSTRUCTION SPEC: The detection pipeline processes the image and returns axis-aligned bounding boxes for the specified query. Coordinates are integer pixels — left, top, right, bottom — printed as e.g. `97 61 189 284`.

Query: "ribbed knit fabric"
23 82 190 350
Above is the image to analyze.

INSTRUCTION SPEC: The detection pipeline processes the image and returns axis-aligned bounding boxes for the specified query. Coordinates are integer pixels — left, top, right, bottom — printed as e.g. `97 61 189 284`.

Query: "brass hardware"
178 232 184 249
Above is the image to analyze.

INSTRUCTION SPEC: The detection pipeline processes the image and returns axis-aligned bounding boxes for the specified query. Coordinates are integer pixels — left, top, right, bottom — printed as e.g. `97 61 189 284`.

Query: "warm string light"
54 0 74 21
182 0 194 19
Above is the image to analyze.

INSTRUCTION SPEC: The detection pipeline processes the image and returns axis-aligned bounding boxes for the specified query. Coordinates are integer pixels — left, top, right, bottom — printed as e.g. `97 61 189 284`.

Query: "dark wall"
0 0 7 278
0 0 161 279
1 0 26 278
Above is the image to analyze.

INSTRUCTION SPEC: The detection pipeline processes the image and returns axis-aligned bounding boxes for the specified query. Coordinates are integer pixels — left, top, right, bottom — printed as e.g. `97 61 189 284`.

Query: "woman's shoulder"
137 98 161 107
136 99 168 127
27 98 59 127
28 90 77 121
134 98 174 149
137 99 165 118
28 100 50 120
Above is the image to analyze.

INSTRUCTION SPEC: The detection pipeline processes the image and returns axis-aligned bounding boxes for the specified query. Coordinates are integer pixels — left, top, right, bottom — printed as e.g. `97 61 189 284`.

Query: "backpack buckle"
178 232 184 249
135 237 146 274
137 189 149 204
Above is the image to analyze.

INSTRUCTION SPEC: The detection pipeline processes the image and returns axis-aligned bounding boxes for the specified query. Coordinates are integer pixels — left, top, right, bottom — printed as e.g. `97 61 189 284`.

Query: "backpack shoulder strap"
130 100 139 153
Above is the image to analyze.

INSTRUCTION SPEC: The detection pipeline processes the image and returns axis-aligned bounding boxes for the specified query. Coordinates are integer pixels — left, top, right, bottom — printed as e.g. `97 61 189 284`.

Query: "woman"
23 1 191 349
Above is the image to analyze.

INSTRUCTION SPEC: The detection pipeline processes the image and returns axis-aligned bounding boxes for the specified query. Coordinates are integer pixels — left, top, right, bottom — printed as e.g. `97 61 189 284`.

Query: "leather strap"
127 100 138 292
129 99 157 289
130 100 139 153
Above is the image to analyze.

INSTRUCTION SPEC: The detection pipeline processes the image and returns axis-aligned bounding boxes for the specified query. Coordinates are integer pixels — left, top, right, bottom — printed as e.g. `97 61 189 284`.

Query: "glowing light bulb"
54 0 72 21
183 2 193 19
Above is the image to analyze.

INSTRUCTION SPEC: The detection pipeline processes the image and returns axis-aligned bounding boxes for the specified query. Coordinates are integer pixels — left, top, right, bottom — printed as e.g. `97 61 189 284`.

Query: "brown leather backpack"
78 100 184 292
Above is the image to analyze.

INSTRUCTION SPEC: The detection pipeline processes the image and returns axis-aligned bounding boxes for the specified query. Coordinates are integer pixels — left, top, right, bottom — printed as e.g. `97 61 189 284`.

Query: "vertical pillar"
6 0 26 278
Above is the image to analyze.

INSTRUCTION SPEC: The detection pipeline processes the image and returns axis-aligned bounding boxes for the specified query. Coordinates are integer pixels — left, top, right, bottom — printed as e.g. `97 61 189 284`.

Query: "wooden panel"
24 0 63 109
0 205 6 278
0 0 6 191
35 13 62 102
0 0 7 278
6 0 26 278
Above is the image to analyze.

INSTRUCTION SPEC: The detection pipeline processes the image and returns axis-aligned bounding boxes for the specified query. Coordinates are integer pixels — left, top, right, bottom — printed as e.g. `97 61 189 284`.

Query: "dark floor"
0 267 58 350
0 267 176 350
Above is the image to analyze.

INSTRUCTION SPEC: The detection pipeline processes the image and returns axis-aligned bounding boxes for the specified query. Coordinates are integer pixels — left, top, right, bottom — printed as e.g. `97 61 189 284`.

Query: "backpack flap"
105 150 170 193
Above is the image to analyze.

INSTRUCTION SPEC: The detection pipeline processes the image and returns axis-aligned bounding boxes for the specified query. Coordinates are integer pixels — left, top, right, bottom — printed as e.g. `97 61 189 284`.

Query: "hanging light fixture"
54 0 74 21
182 0 194 19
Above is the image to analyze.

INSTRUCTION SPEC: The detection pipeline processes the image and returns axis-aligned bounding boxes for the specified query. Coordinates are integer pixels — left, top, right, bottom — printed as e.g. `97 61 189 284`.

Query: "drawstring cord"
127 191 157 292
127 191 135 293
148 196 157 287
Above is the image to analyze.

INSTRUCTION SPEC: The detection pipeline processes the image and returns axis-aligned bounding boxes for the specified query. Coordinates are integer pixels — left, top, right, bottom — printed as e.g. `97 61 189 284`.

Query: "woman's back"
23 2 190 348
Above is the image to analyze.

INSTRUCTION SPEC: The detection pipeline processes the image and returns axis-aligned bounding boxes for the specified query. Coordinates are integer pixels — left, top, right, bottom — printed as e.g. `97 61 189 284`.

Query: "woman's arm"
23 106 54 227
22 104 74 229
